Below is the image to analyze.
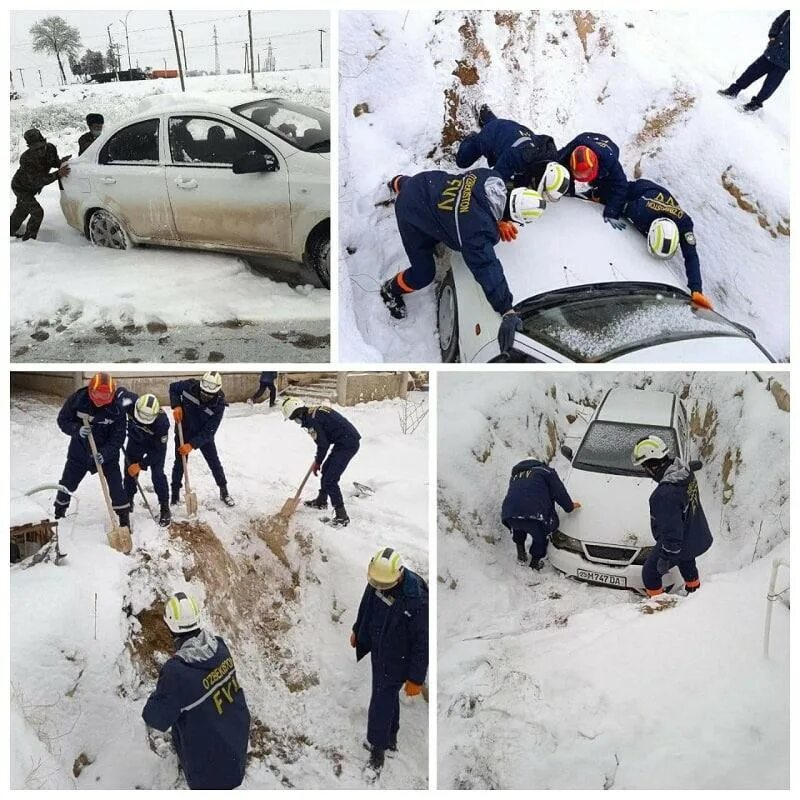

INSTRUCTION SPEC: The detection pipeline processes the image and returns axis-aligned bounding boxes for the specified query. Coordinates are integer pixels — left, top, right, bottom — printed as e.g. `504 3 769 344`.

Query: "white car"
435 199 773 362
59 97 330 286
549 387 697 593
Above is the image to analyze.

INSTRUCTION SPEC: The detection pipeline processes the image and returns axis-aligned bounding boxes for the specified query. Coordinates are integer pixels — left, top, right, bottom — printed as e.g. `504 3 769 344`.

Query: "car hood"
559 467 656 548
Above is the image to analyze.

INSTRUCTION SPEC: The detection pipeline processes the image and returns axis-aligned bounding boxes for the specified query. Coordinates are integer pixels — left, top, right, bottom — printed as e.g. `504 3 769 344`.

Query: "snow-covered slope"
437 371 789 788
11 390 428 789
339 11 790 362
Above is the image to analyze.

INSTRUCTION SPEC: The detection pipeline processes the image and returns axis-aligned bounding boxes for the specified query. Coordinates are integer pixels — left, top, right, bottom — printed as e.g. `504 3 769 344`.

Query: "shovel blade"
280 495 301 520
186 490 198 517
107 526 132 555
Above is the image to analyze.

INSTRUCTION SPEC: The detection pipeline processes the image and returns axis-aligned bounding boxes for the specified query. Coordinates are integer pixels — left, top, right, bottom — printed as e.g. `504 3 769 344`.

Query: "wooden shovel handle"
292 464 315 501
177 420 193 494
78 415 116 527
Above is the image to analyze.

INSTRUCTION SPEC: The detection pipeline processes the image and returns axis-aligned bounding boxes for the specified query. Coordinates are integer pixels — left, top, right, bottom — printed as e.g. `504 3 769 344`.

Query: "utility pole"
168 10 185 91
213 25 220 75
17 68 25 88
318 28 325 67
247 11 255 88
107 24 118 80
163 58 167 71
38 69 43 87
121 11 132 70
257 52 260 72
243 43 248 74
179 29 187 74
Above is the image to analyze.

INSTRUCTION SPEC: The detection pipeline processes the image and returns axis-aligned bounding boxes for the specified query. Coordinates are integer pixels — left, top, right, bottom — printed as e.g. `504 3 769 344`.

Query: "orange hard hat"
569 145 599 183
88 372 116 407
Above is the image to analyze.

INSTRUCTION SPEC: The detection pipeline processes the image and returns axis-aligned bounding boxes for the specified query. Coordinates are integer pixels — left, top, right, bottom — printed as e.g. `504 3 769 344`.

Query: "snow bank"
339 10 789 361
437 371 789 788
11 389 429 789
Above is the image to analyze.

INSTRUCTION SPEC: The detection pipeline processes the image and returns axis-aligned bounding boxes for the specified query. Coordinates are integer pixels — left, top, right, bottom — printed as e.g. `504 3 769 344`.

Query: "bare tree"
29 16 82 84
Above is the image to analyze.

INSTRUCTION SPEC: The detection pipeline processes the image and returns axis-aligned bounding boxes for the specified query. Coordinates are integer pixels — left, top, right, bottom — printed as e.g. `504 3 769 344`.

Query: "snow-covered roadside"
11 390 429 789
437 371 789 788
339 11 790 362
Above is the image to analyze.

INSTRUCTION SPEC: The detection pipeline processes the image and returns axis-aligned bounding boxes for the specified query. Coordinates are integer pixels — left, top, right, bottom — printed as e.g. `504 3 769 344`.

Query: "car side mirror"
689 459 703 472
232 151 278 174
560 445 573 461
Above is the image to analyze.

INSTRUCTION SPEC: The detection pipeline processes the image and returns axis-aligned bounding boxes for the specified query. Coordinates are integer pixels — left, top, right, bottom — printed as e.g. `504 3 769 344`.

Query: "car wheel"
88 209 130 250
437 269 461 362
307 228 330 289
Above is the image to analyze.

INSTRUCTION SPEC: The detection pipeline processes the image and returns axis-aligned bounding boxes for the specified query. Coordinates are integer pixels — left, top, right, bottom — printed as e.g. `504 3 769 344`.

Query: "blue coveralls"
393 169 514 314
642 459 713 592
142 631 250 790
557 132 628 220
120 391 170 506
169 380 228 492
299 406 361 508
352 569 429 751
251 371 277 405
455 109 558 185
501 459 575 560
729 11 790 105
55 387 129 515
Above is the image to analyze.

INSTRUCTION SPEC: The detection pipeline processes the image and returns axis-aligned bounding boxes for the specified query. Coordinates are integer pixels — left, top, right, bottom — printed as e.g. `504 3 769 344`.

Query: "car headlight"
551 530 583 554
632 546 653 566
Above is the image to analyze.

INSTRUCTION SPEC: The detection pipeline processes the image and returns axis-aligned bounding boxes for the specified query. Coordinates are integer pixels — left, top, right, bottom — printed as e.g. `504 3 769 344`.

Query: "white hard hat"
537 162 570 202
367 546 404 590
508 188 546 225
134 393 161 425
647 218 680 259
199 371 222 394
631 435 670 466
163 592 201 634
281 396 305 421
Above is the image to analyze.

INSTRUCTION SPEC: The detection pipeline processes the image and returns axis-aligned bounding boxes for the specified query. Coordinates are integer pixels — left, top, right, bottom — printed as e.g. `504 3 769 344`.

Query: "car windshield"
573 421 678 477
233 99 329 152
518 290 743 362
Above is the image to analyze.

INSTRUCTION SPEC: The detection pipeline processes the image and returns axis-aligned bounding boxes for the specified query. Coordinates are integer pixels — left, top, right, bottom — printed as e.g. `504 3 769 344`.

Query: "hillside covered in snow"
10 390 428 789
339 10 790 362
437 371 789 789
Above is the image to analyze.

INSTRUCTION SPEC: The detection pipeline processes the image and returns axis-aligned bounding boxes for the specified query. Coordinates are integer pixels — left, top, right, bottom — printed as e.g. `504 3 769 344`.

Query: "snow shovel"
177 421 198 517
79 417 132 554
279 463 315 520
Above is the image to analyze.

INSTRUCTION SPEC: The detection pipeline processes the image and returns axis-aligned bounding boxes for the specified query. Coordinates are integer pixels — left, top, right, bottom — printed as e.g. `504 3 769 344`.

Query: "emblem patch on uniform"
684 231 696 245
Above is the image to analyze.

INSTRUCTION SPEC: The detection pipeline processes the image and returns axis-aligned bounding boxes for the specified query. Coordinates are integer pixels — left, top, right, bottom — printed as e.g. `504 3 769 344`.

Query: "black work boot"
21 231 37 241
220 486 235 507
369 748 385 770
304 492 328 510
117 509 131 529
380 279 408 320
515 541 527 562
54 504 67 520
332 504 350 527
170 487 180 505
159 503 172 527
530 556 544 571
742 97 762 113
717 85 738 98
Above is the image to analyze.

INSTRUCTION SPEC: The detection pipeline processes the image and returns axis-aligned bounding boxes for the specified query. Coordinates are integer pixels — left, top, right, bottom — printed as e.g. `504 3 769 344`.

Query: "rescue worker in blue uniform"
501 458 581 569
557 132 628 225
718 10 790 112
120 391 172 527
455 104 559 186
281 397 361 526
584 178 714 309
351 547 428 772
169 371 234 508
248 371 277 407
54 372 129 528
380 169 546 355
631 435 713 596
142 593 250 790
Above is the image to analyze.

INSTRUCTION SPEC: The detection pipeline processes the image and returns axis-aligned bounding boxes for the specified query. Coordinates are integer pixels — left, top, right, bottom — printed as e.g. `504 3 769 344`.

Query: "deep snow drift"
10 70 330 362
11 389 429 789
437 371 789 789
339 11 790 362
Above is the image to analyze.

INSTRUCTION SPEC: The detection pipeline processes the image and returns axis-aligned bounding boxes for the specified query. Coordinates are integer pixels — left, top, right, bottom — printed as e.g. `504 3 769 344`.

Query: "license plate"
576 569 627 587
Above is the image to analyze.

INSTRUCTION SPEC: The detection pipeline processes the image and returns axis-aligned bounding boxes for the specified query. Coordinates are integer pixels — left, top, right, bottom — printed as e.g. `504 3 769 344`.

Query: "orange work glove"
127 462 141 478
349 632 357 648
571 500 582 510
691 291 713 310
404 681 423 697
178 443 193 457
497 220 518 243
172 406 183 423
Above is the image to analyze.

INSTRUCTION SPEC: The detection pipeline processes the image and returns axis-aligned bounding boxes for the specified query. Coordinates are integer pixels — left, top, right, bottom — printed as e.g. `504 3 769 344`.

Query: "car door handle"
175 178 198 190
101 176 117 184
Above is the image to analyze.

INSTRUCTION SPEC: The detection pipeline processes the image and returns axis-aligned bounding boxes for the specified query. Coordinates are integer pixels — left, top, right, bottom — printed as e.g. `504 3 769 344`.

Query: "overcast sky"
11 10 330 86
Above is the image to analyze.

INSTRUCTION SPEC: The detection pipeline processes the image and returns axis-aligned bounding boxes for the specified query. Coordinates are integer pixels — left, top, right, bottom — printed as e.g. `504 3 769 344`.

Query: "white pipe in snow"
763 557 790 658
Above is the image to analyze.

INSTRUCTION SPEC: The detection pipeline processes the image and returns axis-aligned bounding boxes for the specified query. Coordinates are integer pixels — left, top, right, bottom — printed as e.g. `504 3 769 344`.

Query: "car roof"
122 94 290 126
596 388 675 426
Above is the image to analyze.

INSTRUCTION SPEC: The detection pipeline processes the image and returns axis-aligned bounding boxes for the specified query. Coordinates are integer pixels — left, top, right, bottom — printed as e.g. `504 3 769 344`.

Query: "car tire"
307 228 330 289
87 209 130 250
437 268 461 362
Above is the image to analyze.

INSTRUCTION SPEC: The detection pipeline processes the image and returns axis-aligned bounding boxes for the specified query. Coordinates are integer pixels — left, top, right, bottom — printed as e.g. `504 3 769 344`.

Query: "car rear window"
100 118 160 165
573 421 678 476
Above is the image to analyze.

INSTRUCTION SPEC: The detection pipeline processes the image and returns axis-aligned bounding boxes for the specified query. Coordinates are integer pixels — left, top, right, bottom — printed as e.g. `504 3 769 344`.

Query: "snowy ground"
10 70 330 363
10 388 429 789
339 11 790 362
437 372 789 789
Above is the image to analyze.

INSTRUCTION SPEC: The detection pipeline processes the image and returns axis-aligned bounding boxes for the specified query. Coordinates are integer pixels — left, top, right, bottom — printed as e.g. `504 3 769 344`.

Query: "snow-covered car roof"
596 388 675 426
126 94 294 123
